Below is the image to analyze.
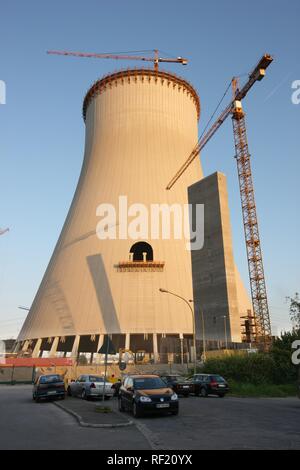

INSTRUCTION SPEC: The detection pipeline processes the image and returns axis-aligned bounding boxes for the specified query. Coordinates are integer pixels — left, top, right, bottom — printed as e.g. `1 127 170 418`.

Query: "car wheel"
67 387 72 397
218 394 225 398
172 409 179 416
183 394 189 398
35 396 40 403
104 396 110 400
200 387 208 397
133 402 142 418
118 398 125 412
81 389 88 400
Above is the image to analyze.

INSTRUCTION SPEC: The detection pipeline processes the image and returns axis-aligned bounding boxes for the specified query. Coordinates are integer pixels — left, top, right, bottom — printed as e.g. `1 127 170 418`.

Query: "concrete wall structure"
188 172 251 342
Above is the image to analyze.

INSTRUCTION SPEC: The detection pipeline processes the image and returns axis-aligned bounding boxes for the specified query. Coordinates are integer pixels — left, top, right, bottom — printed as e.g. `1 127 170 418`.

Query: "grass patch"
228 381 297 398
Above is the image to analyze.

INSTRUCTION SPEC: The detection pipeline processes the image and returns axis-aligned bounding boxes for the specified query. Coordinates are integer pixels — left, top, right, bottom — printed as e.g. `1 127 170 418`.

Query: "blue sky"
0 0 299 338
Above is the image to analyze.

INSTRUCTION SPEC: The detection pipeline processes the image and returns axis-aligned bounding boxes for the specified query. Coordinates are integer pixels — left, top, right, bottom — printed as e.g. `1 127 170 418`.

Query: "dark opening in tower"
130 241 153 262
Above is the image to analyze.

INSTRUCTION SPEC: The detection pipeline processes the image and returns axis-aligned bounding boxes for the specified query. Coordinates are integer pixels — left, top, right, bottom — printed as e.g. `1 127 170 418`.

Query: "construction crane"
0 227 9 236
166 54 273 346
47 49 188 71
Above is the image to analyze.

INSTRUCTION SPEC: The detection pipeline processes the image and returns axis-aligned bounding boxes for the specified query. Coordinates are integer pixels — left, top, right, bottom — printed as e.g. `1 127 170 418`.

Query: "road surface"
1 385 300 449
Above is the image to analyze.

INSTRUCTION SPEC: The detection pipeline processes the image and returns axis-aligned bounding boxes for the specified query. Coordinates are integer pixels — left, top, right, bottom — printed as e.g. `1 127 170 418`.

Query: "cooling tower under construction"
16 68 252 361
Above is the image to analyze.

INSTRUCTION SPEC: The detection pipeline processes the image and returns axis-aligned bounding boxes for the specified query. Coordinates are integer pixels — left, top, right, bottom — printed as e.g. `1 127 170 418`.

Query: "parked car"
187 374 229 397
118 374 179 418
33 374 65 402
67 375 114 400
160 375 193 397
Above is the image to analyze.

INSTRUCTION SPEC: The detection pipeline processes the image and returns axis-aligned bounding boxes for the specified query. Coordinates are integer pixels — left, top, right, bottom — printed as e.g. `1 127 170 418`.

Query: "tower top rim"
82 68 200 122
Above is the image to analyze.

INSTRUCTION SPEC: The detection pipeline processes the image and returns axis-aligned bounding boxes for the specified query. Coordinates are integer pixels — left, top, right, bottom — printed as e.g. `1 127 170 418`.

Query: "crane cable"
198 80 232 142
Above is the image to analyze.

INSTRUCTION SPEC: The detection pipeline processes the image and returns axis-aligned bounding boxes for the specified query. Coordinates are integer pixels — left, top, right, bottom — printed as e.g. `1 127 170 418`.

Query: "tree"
270 329 300 383
287 293 300 329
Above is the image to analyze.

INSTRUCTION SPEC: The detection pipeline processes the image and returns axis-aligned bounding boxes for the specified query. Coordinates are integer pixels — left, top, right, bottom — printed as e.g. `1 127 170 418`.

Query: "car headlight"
139 396 152 403
171 393 178 401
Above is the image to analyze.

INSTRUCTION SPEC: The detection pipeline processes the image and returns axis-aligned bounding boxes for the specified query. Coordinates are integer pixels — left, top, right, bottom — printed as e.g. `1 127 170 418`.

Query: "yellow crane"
166 54 273 346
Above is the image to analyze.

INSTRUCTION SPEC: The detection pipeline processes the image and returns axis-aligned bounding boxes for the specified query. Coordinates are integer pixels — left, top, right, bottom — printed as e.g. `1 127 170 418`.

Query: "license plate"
47 391 57 395
218 385 226 388
182 386 189 389
156 403 170 408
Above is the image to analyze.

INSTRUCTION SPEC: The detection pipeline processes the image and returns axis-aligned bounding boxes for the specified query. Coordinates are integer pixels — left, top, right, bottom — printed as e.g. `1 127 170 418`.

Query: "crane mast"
231 98 271 344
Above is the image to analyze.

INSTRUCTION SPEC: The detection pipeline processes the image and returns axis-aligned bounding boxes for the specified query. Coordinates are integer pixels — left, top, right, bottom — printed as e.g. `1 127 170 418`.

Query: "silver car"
67 374 114 400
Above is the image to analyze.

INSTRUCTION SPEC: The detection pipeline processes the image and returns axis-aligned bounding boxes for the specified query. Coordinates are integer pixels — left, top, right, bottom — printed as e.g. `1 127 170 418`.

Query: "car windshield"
39 375 62 384
134 377 167 390
89 376 104 383
211 375 226 383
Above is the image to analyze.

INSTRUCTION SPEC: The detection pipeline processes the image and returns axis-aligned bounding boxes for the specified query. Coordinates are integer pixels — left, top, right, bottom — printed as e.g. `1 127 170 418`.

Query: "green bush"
200 330 300 386
269 329 300 384
201 354 276 385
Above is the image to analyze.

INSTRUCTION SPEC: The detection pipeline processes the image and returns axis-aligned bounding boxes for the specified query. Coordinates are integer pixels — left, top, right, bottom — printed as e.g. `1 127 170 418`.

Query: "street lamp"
159 288 197 375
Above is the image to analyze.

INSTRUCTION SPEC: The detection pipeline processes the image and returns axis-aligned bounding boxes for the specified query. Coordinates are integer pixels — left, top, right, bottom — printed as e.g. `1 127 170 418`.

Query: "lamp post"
159 288 197 375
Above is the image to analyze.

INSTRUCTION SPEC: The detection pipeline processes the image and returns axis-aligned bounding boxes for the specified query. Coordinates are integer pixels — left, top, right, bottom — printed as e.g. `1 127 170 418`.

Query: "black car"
118 374 179 418
33 374 65 402
187 374 229 397
160 375 193 397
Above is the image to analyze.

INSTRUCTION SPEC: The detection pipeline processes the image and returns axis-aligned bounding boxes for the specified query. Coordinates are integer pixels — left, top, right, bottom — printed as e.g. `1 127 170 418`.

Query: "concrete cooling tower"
17 68 252 361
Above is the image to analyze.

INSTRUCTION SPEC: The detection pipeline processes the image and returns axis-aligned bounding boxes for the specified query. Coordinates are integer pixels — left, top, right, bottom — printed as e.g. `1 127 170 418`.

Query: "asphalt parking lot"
1 385 300 449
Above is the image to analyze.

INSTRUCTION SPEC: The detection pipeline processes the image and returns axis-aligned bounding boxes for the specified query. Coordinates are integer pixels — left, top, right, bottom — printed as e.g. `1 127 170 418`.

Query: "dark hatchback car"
160 375 193 397
187 374 229 398
118 375 179 418
33 374 65 402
